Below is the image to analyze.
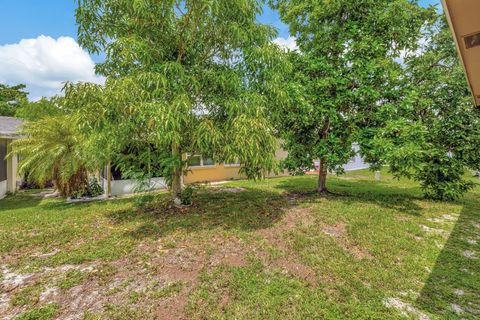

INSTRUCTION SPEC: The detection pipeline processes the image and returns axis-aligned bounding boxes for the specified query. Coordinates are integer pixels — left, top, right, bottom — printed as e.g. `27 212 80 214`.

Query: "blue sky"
0 0 442 99
0 0 441 46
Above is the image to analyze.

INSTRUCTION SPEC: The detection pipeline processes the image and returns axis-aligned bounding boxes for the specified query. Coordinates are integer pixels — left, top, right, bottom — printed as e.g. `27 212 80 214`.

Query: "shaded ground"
0 170 478 319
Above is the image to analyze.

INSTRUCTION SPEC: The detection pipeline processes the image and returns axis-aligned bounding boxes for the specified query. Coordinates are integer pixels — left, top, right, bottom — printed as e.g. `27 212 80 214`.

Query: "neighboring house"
0 116 22 199
102 148 289 196
312 143 370 173
343 143 370 172
184 148 289 184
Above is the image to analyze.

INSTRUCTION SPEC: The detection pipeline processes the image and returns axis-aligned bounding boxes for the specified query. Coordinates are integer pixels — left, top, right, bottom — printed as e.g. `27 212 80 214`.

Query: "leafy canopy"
272 0 433 191
361 16 480 200
75 0 289 197
12 115 95 197
0 84 28 117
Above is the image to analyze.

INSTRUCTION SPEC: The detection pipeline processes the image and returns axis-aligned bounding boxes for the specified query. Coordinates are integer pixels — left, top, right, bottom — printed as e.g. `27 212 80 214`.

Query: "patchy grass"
10 283 43 307
15 303 59 320
57 269 86 289
0 170 479 319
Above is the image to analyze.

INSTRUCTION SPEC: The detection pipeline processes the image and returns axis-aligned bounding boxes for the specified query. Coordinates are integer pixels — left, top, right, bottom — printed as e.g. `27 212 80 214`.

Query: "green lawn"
0 170 479 319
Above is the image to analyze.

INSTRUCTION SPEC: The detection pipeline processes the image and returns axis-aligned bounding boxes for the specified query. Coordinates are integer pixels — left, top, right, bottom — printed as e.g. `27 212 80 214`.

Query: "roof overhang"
0 135 21 140
442 0 480 107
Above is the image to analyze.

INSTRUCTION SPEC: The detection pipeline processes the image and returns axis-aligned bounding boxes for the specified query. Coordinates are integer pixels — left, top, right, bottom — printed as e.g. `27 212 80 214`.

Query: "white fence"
102 177 167 196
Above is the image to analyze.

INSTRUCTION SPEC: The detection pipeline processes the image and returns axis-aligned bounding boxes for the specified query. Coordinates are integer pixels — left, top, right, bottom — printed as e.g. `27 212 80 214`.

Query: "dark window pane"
0 141 6 182
188 155 202 167
203 157 215 166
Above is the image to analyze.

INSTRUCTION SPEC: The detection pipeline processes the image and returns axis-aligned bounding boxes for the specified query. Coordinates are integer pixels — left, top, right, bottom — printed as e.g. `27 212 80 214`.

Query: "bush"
133 193 156 209
180 186 194 206
70 177 104 199
418 156 474 201
87 177 103 197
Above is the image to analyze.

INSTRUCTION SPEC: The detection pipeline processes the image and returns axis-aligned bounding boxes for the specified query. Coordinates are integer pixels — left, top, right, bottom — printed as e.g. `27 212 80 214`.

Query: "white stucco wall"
102 177 167 196
0 180 6 199
343 144 370 172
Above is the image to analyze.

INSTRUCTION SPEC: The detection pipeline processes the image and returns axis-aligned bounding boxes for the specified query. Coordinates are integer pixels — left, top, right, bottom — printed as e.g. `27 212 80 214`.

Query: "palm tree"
11 116 93 197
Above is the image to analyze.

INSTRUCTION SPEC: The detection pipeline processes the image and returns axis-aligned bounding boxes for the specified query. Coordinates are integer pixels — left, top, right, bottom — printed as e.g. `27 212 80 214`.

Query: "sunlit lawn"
0 170 479 319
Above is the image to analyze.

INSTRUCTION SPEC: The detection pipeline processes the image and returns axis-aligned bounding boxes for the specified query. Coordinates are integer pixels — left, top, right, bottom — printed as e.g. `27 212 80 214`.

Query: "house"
0 116 22 199
311 143 370 173
442 0 480 107
342 143 370 172
102 148 289 196
184 148 289 184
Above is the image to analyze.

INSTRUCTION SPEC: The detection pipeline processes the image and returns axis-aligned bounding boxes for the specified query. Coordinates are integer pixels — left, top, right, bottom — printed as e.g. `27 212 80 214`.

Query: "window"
224 158 241 167
203 156 215 166
187 154 215 167
187 155 202 167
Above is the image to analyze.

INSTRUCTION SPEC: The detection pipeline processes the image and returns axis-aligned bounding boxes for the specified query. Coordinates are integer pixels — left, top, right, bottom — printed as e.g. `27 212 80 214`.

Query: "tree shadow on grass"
106 188 292 240
274 176 424 215
415 197 480 319
0 192 43 212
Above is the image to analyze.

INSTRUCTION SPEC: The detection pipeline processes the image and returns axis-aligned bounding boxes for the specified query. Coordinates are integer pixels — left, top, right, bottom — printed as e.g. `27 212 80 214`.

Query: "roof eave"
442 0 480 108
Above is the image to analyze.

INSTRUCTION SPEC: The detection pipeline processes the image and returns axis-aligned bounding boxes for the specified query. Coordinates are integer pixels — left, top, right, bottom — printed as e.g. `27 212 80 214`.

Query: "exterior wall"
184 164 245 184
0 180 6 199
0 138 19 198
101 146 290 193
6 140 18 193
184 148 290 184
103 177 167 196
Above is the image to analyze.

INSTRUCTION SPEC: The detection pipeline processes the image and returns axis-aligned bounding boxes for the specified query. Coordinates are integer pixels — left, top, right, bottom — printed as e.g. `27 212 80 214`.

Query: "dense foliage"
75 0 289 202
15 97 64 121
11 116 96 197
361 17 480 200
272 0 434 193
0 84 28 117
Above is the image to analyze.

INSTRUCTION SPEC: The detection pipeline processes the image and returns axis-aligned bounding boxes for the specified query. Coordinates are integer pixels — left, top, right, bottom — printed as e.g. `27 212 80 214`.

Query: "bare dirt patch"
274 258 317 286
252 206 319 286
256 206 316 240
322 223 346 238
421 225 448 237
1 266 35 293
384 297 430 320
154 285 192 320
322 223 372 260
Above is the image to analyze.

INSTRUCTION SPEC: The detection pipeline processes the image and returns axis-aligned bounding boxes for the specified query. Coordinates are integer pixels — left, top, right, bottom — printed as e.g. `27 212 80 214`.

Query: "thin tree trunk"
317 118 331 194
171 143 182 203
106 161 112 198
317 157 328 193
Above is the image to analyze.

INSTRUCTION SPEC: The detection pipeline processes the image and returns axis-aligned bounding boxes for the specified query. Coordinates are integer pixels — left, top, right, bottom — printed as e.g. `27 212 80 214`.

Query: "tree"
0 84 28 117
75 0 288 203
15 97 64 121
361 16 480 200
11 115 96 197
273 0 433 193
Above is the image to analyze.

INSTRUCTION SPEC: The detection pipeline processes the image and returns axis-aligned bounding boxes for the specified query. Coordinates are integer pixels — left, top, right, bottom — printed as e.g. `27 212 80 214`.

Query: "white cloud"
0 35 105 100
273 36 298 52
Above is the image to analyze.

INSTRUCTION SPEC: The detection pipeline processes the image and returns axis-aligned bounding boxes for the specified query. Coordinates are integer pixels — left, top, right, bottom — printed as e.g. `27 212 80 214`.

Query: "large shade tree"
272 0 434 193
360 16 480 200
75 0 288 203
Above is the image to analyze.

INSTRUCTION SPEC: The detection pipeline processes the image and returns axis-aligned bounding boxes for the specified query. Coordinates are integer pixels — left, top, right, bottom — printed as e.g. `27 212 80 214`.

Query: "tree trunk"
106 161 112 198
317 157 328 193
171 143 183 204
